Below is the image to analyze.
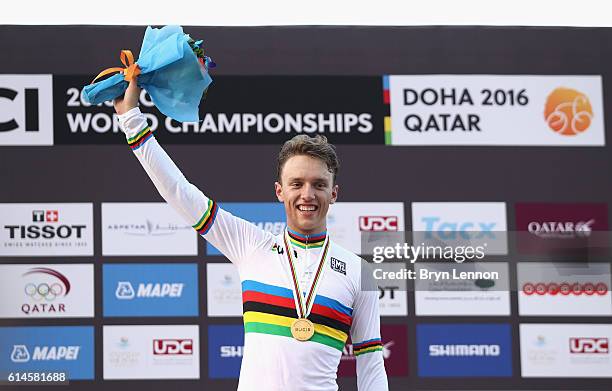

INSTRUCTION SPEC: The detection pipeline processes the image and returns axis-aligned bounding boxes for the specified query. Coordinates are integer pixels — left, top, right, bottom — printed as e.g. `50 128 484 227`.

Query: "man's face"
275 155 338 235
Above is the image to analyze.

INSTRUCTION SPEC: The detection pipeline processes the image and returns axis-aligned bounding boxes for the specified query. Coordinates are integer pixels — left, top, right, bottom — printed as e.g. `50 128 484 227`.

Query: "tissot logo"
330 257 346 275
4 209 86 240
359 216 398 231
153 339 193 355
569 338 609 354
379 286 399 299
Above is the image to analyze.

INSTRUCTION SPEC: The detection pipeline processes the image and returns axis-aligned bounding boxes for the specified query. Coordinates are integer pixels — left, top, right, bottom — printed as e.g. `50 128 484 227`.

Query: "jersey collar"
286 227 327 249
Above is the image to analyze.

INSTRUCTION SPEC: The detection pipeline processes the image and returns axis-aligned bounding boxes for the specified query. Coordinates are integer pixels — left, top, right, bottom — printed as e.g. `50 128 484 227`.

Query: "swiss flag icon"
45 210 59 222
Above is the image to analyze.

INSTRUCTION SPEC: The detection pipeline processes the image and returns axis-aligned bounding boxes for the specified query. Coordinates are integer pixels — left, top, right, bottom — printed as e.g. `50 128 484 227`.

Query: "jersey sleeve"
350 261 389 391
118 107 268 266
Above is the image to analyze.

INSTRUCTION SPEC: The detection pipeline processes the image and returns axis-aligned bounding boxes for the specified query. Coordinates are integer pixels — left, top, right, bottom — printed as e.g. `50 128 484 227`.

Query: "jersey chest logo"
330 257 346 275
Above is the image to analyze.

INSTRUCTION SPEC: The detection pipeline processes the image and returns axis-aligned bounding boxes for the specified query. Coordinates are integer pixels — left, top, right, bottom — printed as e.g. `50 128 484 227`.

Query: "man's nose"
300 183 316 200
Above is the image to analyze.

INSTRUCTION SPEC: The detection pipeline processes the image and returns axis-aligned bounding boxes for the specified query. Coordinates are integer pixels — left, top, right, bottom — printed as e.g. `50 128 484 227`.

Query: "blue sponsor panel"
103 263 198 317
417 323 512 377
206 203 285 256
208 325 244 379
0 326 94 380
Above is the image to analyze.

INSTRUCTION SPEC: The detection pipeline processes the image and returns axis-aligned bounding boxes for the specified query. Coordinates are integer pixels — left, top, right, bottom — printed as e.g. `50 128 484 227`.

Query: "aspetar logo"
569 338 609 354
4 210 86 240
107 219 191 236
10 344 80 362
153 339 193 355
522 281 608 296
220 345 243 358
359 216 398 232
342 341 395 361
429 344 500 357
545 88 593 136
115 281 184 300
21 267 70 315
0 75 53 146
528 219 594 239
421 216 497 239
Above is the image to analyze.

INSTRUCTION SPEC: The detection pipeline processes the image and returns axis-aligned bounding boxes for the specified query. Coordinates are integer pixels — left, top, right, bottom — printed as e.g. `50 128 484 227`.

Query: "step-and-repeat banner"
0 25 611 390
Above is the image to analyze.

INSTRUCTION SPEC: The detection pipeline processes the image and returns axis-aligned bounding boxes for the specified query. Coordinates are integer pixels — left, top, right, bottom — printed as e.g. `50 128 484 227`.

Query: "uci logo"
0 75 52 145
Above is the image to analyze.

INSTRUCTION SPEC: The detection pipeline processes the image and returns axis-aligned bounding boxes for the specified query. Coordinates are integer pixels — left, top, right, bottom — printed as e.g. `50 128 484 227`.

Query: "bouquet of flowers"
81 25 215 122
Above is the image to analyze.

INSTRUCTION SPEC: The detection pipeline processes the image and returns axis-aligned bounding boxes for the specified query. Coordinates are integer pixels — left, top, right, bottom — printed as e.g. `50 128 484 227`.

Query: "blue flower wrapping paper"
81 25 213 123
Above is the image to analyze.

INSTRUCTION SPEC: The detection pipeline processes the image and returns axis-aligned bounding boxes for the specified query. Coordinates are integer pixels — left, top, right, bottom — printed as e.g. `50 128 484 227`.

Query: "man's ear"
330 184 339 204
275 181 284 202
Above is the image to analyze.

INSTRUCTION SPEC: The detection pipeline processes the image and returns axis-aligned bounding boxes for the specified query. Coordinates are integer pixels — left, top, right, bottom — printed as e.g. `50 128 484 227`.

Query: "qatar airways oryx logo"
153 339 193 355
569 338 609 354
359 216 398 232
528 220 595 238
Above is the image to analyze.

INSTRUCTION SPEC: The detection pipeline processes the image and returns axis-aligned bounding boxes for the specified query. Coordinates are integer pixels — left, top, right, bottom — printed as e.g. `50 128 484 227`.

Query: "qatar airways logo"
528 219 594 238
359 216 398 232
153 339 193 355
569 338 609 354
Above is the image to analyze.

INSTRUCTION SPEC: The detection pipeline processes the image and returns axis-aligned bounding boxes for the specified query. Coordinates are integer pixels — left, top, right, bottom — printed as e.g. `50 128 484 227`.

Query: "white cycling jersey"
118 107 388 391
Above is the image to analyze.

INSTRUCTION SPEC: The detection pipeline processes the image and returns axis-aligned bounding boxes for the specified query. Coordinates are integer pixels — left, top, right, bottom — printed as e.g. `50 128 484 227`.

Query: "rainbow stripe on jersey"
192 199 218 235
242 280 352 351
127 125 154 150
287 228 326 249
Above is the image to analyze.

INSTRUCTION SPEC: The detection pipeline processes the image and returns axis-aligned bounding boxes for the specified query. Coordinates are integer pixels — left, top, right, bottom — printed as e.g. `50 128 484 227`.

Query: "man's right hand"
113 79 141 115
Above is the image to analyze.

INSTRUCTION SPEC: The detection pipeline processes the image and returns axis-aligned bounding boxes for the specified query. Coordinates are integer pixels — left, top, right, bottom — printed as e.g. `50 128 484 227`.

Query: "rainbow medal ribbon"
282 230 331 341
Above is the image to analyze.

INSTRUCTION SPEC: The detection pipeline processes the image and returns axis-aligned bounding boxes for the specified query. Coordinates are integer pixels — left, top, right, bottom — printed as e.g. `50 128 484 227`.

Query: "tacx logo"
11 344 80 362
545 87 593 136
429 344 500 357
522 282 608 296
359 216 398 232
115 282 184 299
153 339 193 355
0 75 53 145
330 257 346 275
422 217 496 239
569 338 609 354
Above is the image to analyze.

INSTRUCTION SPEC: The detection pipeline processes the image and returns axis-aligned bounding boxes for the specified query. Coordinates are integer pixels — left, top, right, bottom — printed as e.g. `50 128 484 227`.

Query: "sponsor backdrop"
1 25 612 390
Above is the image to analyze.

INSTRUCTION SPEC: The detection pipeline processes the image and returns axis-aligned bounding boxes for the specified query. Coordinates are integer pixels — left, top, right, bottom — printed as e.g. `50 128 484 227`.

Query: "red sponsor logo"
153 339 193 355
569 338 609 354
359 216 398 232
522 282 608 296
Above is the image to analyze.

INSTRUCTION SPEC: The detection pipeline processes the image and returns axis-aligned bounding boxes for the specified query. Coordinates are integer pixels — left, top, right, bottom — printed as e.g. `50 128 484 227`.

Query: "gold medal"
291 318 315 341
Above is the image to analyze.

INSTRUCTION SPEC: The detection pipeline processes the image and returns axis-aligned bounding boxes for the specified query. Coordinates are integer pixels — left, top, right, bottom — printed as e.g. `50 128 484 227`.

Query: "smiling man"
114 80 388 391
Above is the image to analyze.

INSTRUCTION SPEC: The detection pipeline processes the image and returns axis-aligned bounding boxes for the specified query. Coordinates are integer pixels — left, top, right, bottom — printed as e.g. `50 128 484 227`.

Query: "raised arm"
114 80 267 266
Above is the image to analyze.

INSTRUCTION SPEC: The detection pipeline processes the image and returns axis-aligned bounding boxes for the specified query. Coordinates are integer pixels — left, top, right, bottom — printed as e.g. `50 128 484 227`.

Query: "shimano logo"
429 344 500 357
220 345 243 358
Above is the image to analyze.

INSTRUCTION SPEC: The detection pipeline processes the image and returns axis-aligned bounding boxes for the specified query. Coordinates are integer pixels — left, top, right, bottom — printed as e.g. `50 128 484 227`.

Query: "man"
114 80 388 390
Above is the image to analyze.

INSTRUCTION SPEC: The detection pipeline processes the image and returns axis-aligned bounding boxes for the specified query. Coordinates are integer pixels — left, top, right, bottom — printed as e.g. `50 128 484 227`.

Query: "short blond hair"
277 135 340 184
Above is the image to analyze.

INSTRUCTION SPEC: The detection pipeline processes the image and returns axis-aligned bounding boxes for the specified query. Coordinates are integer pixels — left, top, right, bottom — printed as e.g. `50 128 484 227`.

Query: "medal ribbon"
283 230 330 319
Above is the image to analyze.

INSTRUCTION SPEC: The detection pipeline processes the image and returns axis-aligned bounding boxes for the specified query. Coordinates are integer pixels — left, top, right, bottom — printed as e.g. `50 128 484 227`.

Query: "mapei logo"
421 216 496 239
115 281 184 299
0 75 53 145
10 344 80 362
569 337 609 354
522 282 608 296
545 87 593 136
359 216 398 232
153 339 193 355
